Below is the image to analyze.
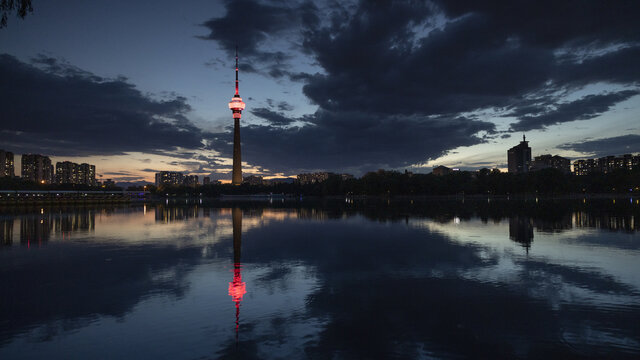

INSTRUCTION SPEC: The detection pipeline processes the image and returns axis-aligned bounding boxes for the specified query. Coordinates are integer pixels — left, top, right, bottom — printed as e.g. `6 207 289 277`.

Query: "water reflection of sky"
0 201 638 359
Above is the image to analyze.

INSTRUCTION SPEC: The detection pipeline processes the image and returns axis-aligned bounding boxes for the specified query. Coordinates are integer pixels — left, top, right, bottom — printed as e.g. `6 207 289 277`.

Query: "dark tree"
1 0 32 28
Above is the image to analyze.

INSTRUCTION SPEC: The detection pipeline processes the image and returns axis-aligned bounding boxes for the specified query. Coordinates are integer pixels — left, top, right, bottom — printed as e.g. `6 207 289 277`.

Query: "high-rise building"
573 153 640 175
531 154 570 173
79 163 96 186
21 154 53 184
155 171 184 187
56 161 96 185
0 150 14 178
573 159 594 175
183 175 199 187
507 135 531 174
56 161 78 184
228 48 246 185
203 176 211 185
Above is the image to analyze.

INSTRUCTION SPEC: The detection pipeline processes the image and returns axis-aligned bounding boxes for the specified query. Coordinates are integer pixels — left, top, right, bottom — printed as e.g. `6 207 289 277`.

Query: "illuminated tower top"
228 48 246 118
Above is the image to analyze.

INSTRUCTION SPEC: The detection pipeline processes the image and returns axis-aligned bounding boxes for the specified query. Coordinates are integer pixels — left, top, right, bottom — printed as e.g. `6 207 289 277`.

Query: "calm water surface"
1 199 639 359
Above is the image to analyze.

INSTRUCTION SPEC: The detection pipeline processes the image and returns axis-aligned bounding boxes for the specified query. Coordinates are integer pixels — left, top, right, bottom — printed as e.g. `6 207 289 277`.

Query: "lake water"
1 198 639 359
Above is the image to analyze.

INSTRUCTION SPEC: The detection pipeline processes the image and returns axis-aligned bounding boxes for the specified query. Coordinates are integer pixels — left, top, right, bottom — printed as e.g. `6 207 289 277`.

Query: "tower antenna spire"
235 46 239 96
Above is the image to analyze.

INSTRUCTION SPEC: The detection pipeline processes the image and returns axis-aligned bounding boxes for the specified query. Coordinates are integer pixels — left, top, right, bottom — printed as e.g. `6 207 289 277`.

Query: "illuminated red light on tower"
228 264 246 303
228 97 246 112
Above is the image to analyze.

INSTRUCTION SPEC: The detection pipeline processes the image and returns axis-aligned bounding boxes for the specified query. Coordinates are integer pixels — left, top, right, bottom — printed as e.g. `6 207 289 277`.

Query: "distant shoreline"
0 189 636 206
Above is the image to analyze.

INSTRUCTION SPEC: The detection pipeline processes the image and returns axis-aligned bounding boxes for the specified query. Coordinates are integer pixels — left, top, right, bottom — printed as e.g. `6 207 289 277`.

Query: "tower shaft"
232 118 242 185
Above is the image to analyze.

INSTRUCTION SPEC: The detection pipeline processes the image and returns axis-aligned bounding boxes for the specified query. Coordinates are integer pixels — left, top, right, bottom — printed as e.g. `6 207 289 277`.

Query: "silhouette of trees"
1 0 32 28
3 166 638 196
151 167 638 197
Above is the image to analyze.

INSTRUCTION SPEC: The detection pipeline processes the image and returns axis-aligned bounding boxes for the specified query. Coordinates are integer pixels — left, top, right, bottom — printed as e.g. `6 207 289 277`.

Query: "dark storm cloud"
510 90 640 131
209 110 494 173
555 45 640 87
558 134 640 157
199 0 323 81
0 54 205 156
434 0 640 48
5 0 640 175
199 0 318 68
198 0 640 173
298 1 640 119
250 107 295 126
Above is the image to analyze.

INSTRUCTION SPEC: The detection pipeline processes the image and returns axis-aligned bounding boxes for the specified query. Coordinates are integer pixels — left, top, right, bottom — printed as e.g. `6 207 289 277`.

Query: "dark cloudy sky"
1 0 639 182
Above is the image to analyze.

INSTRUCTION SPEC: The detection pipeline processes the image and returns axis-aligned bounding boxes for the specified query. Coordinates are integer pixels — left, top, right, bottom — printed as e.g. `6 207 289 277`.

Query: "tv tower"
228 47 245 185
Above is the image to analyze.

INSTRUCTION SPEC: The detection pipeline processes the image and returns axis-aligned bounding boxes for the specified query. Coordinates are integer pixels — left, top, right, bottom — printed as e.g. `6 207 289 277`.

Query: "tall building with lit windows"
573 153 640 175
56 161 96 185
56 161 78 184
155 171 184 187
79 163 96 186
507 135 531 174
21 154 53 184
0 150 14 178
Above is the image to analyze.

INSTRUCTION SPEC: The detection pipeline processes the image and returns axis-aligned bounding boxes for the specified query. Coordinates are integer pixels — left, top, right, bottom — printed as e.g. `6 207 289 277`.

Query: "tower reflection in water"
228 208 246 342
509 215 534 252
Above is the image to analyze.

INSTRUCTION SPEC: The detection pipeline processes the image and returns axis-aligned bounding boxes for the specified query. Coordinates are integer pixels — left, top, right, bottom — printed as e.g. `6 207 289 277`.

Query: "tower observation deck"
228 48 245 185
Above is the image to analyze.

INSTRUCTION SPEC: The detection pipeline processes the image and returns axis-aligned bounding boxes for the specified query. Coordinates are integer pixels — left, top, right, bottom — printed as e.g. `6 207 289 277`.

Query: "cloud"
250 108 295 126
102 171 133 176
6 0 640 176
276 101 294 111
199 0 319 73
510 90 640 131
434 1 640 49
209 110 495 173
0 54 205 157
205 1 640 110
199 0 640 174
557 134 640 157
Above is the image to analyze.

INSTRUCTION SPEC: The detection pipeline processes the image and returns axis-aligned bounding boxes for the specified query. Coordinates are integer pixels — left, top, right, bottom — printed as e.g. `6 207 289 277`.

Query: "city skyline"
1 1 640 184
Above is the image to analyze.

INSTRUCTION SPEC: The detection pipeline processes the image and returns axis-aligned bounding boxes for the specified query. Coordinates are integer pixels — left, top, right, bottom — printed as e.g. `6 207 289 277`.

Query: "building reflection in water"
154 205 200 223
20 215 52 246
228 207 246 342
533 215 572 233
0 210 96 247
1 218 14 245
574 211 636 232
54 211 95 234
509 216 534 252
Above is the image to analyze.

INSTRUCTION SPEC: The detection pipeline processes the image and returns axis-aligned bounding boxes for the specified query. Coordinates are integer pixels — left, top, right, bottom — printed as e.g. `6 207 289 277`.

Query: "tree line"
150 168 640 197
3 167 639 196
